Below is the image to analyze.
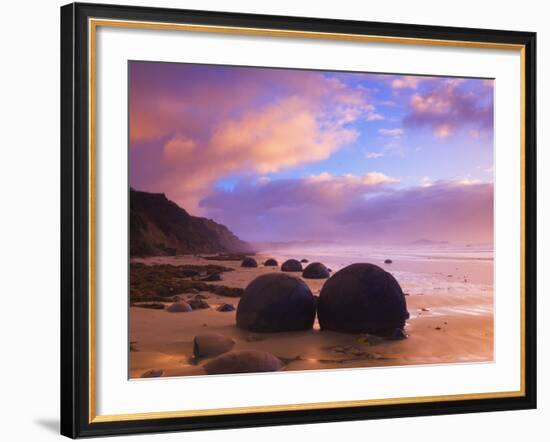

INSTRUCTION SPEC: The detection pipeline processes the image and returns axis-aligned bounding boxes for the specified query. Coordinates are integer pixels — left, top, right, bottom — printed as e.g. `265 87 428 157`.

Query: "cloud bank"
200 175 493 244
130 63 376 212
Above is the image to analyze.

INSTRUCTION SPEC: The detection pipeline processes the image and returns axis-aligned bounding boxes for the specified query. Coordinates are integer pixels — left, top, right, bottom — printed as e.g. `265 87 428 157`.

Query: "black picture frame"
60 2 537 438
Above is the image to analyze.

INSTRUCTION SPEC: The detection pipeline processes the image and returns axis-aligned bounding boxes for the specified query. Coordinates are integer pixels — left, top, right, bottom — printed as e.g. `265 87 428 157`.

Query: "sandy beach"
129 248 493 379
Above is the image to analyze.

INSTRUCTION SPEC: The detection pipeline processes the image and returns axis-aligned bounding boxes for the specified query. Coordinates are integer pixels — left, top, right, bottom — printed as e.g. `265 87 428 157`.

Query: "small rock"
389 328 408 340
201 273 222 282
140 369 163 378
435 326 442 330
135 302 165 310
180 269 200 278
166 301 192 312
384 259 393 264
264 258 278 267
300 259 309 263
241 257 258 268
204 350 284 375
217 303 235 312
420 307 430 312
193 293 209 300
189 299 210 310
193 333 235 358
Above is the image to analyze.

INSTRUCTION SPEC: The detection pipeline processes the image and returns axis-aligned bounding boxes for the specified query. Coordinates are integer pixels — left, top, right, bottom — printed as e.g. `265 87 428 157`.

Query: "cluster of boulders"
191 333 284 375
165 294 235 313
148 259 409 377
236 262 409 338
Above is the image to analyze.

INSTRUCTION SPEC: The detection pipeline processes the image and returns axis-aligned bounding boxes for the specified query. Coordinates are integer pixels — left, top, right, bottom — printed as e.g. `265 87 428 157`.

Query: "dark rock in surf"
300 259 309 263
264 258 278 267
237 273 316 332
318 263 409 336
384 259 393 264
302 262 330 279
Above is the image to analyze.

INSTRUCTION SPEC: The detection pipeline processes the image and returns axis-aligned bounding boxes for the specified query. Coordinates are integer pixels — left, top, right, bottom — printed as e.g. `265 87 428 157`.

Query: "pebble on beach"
217 303 235 312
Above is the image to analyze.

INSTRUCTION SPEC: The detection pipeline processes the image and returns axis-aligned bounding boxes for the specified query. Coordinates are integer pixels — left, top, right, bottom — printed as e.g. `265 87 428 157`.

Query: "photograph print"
129 61 494 379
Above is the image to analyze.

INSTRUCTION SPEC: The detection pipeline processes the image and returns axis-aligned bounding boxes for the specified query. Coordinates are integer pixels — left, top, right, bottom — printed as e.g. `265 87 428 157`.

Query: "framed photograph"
60 2 537 438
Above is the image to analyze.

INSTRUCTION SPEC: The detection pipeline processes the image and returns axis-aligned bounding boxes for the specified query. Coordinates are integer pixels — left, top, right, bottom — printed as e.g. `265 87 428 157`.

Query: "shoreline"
130 252 494 378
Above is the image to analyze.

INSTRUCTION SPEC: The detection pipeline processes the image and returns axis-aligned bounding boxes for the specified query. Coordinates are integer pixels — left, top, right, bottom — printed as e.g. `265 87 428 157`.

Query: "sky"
129 61 494 244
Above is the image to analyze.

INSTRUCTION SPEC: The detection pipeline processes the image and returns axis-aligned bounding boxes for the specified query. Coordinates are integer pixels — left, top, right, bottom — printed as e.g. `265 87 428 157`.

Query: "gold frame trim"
88 18 527 424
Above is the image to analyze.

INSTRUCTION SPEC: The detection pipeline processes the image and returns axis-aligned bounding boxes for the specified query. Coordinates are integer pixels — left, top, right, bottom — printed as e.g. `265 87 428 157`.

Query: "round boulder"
264 258 278 267
193 333 235 358
317 263 409 336
302 262 330 279
281 259 303 272
237 273 316 332
241 257 258 268
300 258 309 263
384 259 393 264
204 350 284 375
166 301 192 313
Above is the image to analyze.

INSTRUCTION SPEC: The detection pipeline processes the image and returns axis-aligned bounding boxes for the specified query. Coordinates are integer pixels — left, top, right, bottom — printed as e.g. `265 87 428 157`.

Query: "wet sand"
130 254 493 378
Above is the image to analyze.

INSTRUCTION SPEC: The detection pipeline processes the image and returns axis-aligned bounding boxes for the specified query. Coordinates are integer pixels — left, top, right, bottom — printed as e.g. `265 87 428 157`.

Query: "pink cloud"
404 79 494 138
200 175 492 244
391 75 424 90
130 64 376 212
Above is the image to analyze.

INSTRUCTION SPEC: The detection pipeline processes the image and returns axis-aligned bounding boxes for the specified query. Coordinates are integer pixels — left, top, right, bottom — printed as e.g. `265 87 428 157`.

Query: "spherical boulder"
384 259 393 264
281 259 303 272
300 258 309 263
241 257 258 268
193 333 235 358
237 273 316 332
302 262 330 279
264 258 278 267
166 301 192 313
204 350 284 375
317 263 409 336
